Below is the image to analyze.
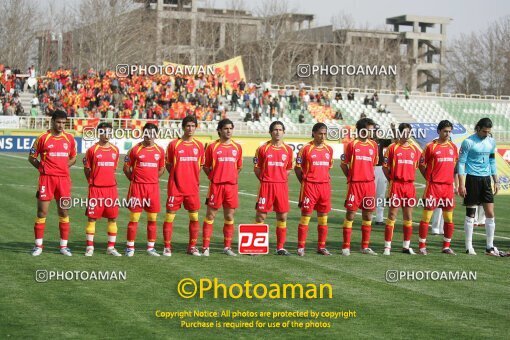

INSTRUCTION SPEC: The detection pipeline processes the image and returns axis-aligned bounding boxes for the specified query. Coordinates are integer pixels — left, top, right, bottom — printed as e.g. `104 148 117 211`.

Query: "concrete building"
386 15 452 92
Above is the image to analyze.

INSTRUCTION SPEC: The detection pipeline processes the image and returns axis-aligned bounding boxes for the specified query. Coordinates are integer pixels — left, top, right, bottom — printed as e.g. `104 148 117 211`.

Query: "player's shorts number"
303 197 310 204
348 194 355 202
40 186 46 194
258 197 266 205
168 196 175 203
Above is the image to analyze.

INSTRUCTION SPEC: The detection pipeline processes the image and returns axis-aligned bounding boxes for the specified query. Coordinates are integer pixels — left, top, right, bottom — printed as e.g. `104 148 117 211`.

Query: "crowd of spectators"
2 65 389 125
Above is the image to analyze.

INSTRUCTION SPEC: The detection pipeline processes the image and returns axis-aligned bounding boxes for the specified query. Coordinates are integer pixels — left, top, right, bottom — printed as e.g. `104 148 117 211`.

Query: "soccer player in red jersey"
418 120 459 255
28 110 77 256
163 115 205 256
382 123 421 255
201 119 243 256
123 123 165 257
340 118 378 256
82 122 121 256
254 121 294 255
295 123 334 256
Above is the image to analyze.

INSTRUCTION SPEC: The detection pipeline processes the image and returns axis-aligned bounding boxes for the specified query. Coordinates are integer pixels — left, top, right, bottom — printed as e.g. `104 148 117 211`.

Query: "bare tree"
49 0 156 73
445 15 510 95
249 0 297 83
0 0 39 69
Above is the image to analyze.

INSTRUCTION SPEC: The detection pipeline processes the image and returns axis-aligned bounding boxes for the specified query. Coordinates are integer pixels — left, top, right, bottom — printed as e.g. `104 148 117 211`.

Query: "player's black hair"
312 122 327 133
182 115 198 129
217 118 234 131
437 120 453 132
143 122 159 133
311 122 327 138
475 118 493 131
51 110 67 120
398 122 412 133
355 117 376 131
97 122 112 130
269 120 285 133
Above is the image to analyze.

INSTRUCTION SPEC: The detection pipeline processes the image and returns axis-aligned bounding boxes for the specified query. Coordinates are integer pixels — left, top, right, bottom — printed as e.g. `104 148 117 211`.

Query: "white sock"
384 241 391 248
35 238 43 247
485 217 495 249
403 240 410 249
60 239 68 247
464 216 474 250
147 241 155 249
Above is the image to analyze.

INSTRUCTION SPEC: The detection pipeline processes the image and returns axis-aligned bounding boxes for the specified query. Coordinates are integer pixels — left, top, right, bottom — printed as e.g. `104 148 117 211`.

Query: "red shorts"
256 182 289 213
36 175 71 202
388 181 416 208
344 181 376 212
127 182 160 213
86 186 119 219
423 182 455 210
298 181 331 214
166 188 200 212
206 183 239 209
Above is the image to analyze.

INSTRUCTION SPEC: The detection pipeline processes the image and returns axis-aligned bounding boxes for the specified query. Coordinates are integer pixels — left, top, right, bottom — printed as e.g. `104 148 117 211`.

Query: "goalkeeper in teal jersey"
458 118 506 256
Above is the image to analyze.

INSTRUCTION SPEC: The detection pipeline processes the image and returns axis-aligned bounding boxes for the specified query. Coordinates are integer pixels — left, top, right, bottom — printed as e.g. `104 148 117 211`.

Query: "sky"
42 0 510 40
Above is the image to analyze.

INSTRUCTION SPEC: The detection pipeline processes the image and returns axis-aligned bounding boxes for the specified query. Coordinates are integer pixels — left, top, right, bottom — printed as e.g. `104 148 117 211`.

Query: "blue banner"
410 123 467 150
0 136 82 153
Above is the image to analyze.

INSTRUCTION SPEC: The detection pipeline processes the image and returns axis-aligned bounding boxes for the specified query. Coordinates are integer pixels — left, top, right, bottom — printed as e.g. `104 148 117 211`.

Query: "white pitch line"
2 153 509 240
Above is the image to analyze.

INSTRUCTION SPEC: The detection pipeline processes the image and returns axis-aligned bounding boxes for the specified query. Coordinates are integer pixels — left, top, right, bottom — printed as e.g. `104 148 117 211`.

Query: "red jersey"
295 142 333 183
166 138 205 195
421 140 458 184
124 142 165 184
341 139 378 182
254 142 293 183
204 139 243 184
83 143 119 187
30 130 77 177
383 142 421 182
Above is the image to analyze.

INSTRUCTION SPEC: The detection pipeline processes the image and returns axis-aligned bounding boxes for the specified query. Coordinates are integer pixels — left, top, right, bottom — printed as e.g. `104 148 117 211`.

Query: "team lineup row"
28 111 507 257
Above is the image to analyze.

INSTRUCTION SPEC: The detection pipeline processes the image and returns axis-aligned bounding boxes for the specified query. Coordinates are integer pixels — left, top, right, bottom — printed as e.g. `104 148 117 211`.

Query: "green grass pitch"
0 152 509 339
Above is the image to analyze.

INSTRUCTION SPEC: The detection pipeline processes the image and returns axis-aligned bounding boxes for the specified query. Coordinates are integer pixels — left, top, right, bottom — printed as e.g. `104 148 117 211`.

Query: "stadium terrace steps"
385 102 416 123
19 91 35 115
